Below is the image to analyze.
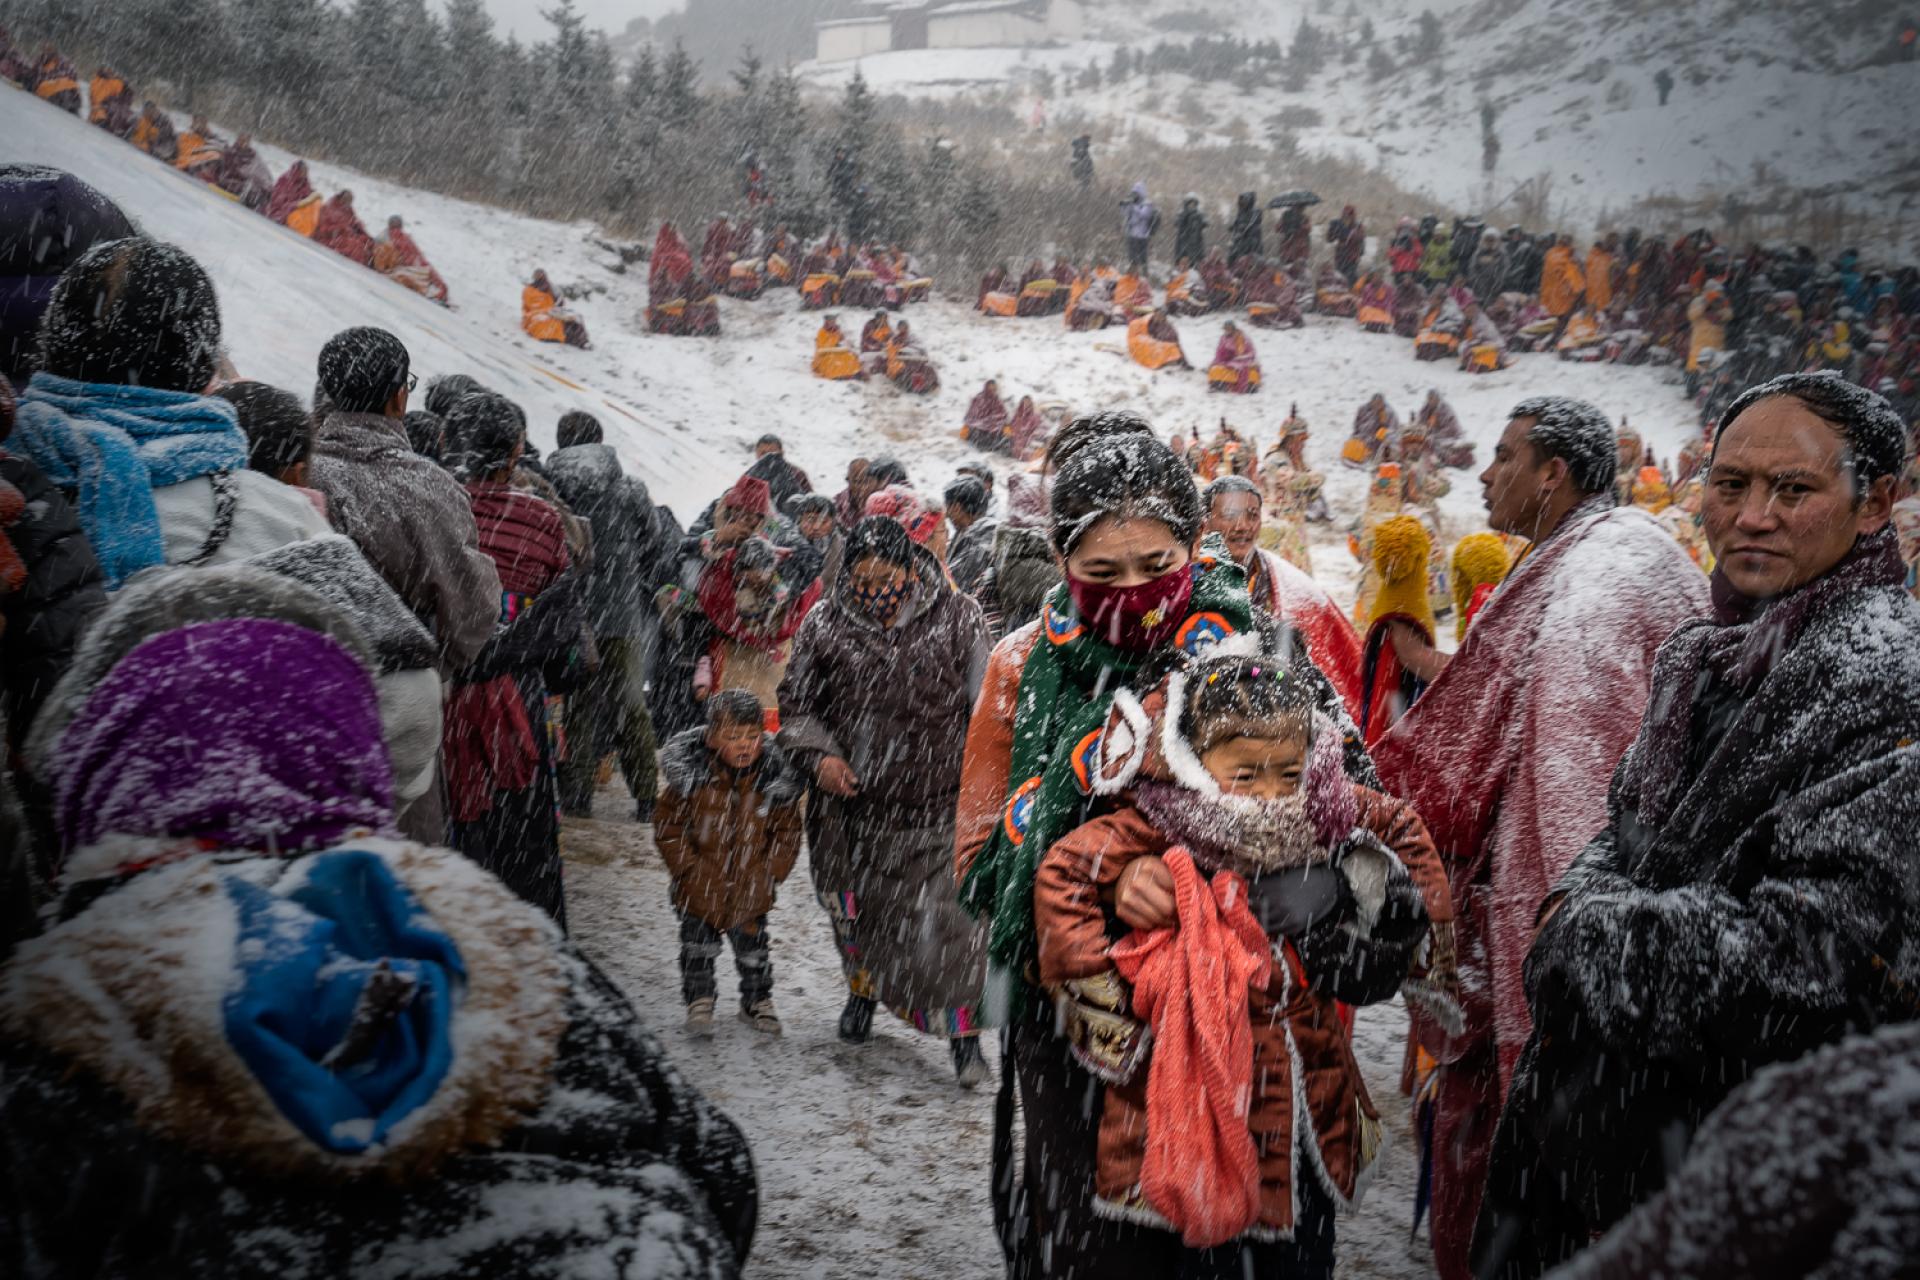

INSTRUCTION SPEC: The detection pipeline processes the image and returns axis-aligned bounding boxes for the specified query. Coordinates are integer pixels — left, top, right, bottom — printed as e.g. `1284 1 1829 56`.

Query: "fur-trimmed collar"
658 725 805 805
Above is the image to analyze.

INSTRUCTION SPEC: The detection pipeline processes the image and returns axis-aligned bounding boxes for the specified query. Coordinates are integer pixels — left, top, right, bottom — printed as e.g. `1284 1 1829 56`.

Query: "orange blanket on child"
1110 847 1274 1248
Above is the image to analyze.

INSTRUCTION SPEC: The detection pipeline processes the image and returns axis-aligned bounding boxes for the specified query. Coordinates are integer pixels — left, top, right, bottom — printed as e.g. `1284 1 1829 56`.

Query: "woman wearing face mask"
776 516 993 1085
956 411 1269 1272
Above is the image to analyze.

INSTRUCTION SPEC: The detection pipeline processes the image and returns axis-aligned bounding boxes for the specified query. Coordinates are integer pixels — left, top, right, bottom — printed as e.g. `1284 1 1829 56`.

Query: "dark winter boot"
634 793 655 824
950 1035 989 1090
838 992 875 1044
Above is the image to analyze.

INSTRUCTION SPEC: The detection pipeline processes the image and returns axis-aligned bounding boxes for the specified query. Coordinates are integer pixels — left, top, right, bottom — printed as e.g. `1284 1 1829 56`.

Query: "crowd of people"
8 44 1920 1280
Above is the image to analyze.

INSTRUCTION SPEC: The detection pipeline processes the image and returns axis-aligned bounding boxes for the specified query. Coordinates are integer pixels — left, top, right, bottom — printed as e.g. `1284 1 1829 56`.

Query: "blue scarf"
12 372 248 587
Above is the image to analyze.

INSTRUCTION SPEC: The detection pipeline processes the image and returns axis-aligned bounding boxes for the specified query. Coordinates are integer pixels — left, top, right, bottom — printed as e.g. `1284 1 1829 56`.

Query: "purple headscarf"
51 619 396 858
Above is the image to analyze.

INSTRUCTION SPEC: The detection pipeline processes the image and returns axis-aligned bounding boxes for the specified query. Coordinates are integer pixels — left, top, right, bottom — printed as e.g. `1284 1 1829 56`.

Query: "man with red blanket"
1201 475 1366 724
1367 397 1708 1280
375 214 450 305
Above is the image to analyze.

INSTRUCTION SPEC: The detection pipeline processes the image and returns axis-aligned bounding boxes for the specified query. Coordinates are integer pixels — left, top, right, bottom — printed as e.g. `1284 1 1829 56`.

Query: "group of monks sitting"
647 223 722 337
810 311 938 394
22 52 459 310
959 380 1048 457
977 252 1313 335
794 235 932 312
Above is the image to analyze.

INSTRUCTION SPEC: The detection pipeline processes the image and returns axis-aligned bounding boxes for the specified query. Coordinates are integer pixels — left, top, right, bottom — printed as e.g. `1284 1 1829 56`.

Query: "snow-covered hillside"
8 80 1700 558
800 0 1916 250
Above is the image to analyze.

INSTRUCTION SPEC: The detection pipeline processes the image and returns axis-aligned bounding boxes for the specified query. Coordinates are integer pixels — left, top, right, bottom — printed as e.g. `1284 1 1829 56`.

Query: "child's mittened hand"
1115 857 1177 931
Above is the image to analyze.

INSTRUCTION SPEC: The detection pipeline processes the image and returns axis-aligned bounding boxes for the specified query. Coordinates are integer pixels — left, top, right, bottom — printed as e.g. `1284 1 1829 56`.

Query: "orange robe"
1127 314 1187 370
522 286 567 343
812 327 862 380
1585 248 1615 312
87 75 126 125
1539 245 1583 317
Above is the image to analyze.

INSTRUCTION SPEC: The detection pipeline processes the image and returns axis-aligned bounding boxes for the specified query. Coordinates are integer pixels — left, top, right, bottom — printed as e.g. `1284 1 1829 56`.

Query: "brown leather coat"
654 726 804 930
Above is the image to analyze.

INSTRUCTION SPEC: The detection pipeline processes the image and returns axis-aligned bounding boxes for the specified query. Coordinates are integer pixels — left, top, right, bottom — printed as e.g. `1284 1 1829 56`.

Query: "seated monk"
1357 274 1394 332
266 159 314 226
977 263 1008 310
895 250 933 304
764 226 796 286
859 311 893 355
214 134 273 211
1051 258 1078 291
800 247 841 309
129 100 177 163
1126 308 1189 371
884 320 939 395
1207 320 1262 394
1244 260 1305 329
1555 306 1608 360
373 215 450 305
1066 273 1117 331
684 276 721 336
978 261 1018 318
726 257 765 300
841 255 882 310
1165 257 1210 317
1016 260 1058 318
174 114 226 179
1314 262 1358 317
1392 279 1427 337
1414 291 1466 361
812 315 863 380
88 67 133 135
962 380 1011 451
1007 394 1047 459
1113 271 1154 315
647 222 698 334
312 190 376 267
523 268 591 348
700 216 733 289
32 47 80 113
1200 249 1240 310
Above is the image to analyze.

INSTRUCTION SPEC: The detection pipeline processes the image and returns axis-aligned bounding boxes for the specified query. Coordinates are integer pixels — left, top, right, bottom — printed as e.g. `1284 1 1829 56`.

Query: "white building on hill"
815 0 1087 63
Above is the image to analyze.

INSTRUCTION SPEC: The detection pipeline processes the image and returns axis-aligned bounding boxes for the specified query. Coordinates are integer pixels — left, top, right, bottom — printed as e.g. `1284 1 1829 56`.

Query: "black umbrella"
1268 190 1322 208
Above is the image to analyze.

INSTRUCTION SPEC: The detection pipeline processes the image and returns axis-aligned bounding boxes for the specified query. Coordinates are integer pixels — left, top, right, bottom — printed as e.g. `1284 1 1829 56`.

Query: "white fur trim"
1092 687 1152 796
1208 630 1263 659
1157 670 1221 796
1285 1023 1391 1216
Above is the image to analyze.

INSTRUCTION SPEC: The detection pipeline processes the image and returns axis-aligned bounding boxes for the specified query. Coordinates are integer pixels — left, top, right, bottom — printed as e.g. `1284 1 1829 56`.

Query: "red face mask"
1067 564 1194 652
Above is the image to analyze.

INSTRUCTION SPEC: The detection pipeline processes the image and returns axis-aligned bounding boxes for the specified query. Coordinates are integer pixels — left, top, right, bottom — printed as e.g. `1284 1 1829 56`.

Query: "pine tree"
137 0 227 105
659 40 700 127
1108 45 1131 82
731 44 763 98
625 45 659 119
349 0 397 75
836 65 877 156
1413 9 1445 60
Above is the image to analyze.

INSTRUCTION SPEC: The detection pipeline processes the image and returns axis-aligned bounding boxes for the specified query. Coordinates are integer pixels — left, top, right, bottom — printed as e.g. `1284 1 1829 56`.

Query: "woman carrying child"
955 412 1454 1277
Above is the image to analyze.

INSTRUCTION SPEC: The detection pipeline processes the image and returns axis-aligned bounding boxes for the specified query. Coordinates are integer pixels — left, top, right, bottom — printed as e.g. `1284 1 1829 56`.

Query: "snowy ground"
11 80 1699 547
563 782 1438 1280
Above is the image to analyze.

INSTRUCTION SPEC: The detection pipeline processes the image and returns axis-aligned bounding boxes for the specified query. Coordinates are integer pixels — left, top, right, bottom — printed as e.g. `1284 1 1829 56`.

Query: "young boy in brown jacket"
656 689 805 1037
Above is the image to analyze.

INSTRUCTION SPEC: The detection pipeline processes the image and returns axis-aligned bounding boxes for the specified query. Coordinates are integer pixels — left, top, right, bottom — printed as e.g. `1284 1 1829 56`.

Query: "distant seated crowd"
8 38 453 308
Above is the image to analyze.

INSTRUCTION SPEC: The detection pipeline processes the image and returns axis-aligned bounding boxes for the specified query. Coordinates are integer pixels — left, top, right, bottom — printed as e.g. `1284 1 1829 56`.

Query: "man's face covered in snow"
1704 395 1894 599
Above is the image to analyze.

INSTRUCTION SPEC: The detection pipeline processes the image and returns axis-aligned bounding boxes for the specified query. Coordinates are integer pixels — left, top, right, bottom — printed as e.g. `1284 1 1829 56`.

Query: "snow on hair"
1715 370 1910 486
1045 410 1203 555
1511 396 1616 496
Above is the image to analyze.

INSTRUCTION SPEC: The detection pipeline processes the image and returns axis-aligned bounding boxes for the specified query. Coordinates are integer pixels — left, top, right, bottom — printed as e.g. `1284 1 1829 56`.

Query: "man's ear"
1858 473 1897 535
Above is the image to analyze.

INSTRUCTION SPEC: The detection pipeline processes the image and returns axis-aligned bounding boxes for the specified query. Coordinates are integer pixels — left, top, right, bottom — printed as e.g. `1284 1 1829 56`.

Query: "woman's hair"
401 409 445 462
37 237 221 392
844 514 915 570
1044 410 1203 555
445 391 524 477
423 372 483 418
214 381 312 476
556 409 602 449
706 689 764 732
1181 650 1318 756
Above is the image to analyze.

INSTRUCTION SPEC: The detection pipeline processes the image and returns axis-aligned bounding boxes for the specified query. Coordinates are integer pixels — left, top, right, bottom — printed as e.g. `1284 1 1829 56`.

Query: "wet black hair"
866 455 909 488
402 409 445 462
556 409 602 449
844 514 915 570
423 372 483 418
943 476 990 519
1043 410 1203 555
37 237 221 392
1715 370 1909 491
214 381 311 477
318 327 410 415
445 391 524 477
1510 396 1616 497
1202 474 1260 510
1181 649 1319 755
705 689 765 732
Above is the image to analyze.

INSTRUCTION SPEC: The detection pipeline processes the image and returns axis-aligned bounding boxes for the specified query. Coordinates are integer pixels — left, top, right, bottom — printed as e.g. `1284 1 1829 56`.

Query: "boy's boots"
685 996 716 1038
838 992 875 1044
951 1035 990 1089
739 998 783 1037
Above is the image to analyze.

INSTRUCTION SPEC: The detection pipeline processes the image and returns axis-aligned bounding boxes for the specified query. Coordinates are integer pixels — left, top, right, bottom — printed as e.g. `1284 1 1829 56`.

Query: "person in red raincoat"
1367 398 1708 1280
313 190 376 267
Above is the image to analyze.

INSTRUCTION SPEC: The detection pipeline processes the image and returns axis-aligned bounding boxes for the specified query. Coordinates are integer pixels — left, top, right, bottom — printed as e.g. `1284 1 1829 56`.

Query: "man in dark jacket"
1172 196 1206 267
943 475 997 597
547 411 668 821
1475 372 1920 1278
1228 192 1263 265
